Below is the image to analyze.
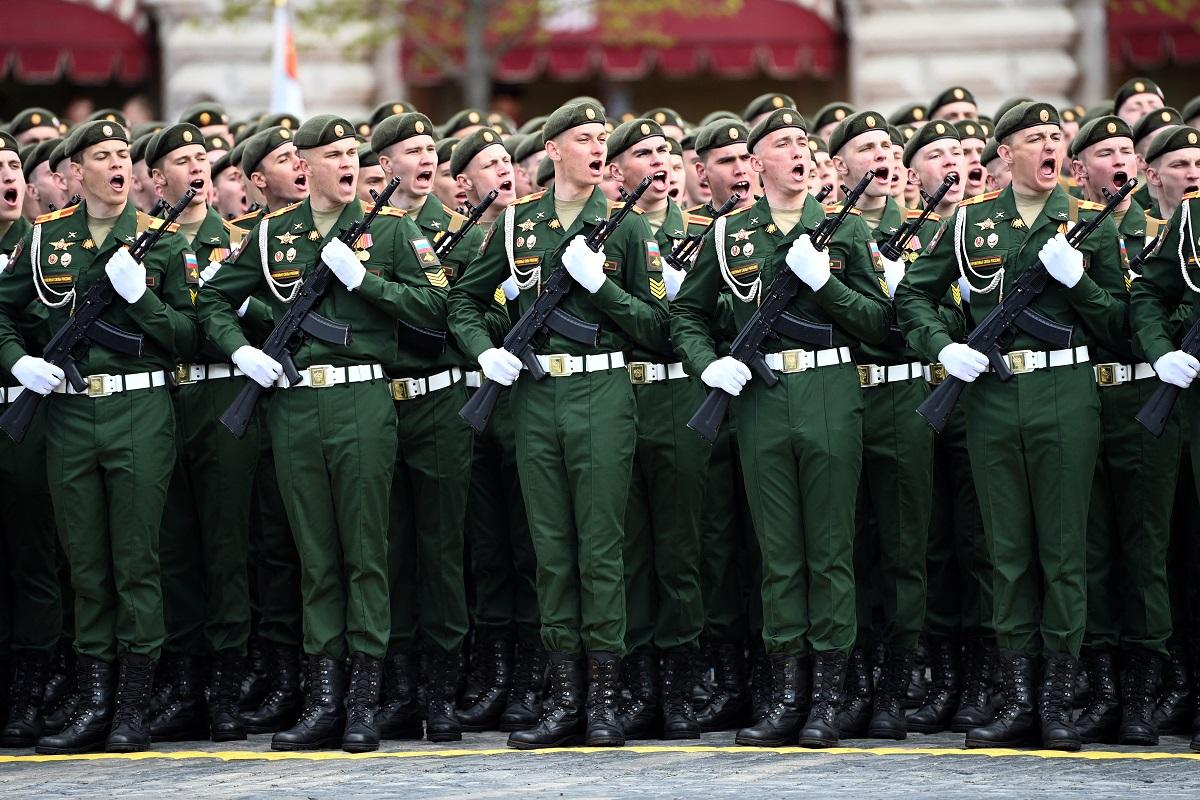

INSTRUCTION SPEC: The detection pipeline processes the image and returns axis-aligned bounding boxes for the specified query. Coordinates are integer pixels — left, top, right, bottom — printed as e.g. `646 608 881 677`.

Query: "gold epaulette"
1183 189 1200 202
137 211 179 234
221 219 248 248
684 203 709 216
906 207 939 222
824 203 861 216
227 210 261 229
607 199 644 214
443 205 469 232
263 202 301 220
686 213 714 227
511 190 546 207
1146 216 1166 237
364 203 407 217
34 206 77 225
959 189 1002 207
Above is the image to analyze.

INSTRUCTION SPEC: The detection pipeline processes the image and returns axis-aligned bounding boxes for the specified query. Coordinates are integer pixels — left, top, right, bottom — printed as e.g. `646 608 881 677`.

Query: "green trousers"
47 388 175 662
623 377 710 653
0 404 60 656
250 429 302 648
966 365 1099 657
465 390 538 641
266 381 395 660
1084 379 1179 656
731 363 863 656
854 377 933 649
160 378 259 655
511 367 636 656
386 379 473 656
698 424 758 645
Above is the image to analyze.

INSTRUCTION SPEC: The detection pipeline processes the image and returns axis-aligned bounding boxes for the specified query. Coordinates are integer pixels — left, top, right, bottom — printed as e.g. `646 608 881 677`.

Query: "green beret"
451 127 509 176
667 137 682 157
487 112 516 136
130 133 155 165
747 108 807 154
888 103 927 126
370 101 417 128
435 137 459 166
259 113 299 131
358 146 380 169
0 131 19 156
504 133 526 159
606 118 666 162
641 107 684 131
146 123 206 167
1146 126 1200 166
994 97 1033 125
902 119 961 167
86 108 127 128
887 125 904 147
807 135 828 155
131 122 165 141
230 119 252 140
1080 103 1115 126
698 110 741 127
929 86 976 115
566 96 604 109
1132 107 1183 147
1059 105 1085 124
7 108 60 136
898 124 919 145
352 120 372 141
695 120 750 155
1114 78 1165 115
48 140 69 172
518 115 548 135
1184 96 1200 124
680 131 696 151
535 154 555 187
955 119 987 142
543 101 606 142
513 132 544 164
235 121 260 144
64 119 129 158
213 138 247 178
741 93 795 121
982 138 1000 166
1068 115 1133 159
20 139 59 180
370 112 436 153
812 102 854 131
827 110 890 155
293 115 355 149
179 102 229 129
442 108 488 136
241 126 294 176
995 101 1060 143
206 133 232 153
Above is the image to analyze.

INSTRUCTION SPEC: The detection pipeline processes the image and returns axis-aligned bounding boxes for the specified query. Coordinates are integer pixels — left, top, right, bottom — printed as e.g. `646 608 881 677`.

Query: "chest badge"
276 231 299 245
975 218 995 231
518 219 536 232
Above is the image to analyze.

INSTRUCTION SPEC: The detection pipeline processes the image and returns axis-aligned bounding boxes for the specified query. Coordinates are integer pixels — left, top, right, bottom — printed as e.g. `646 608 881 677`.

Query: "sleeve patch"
410 237 442 267
649 277 666 300
645 240 663 272
868 240 884 272
603 259 621 273
425 267 449 288
183 251 200 284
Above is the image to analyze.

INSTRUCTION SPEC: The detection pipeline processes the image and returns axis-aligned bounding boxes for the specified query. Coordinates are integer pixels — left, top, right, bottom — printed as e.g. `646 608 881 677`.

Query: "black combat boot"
661 648 701 740
342 652 382 753
36 656 114 754
149 654 208 742
42 642 73 719
1038 652 1080 751
908 637 960 734
835 646 873 738
456 637 512 732
1075 648 1120 744
239 636 272 712
798 651 847 748
904 640 927 710
1 652 49 747
735 653 807 747
952 640 998 733
242 645 303 734
106 654 156 753
499 638 546 732
1119 648 1162 746
425 649 464 742
747 642 771 724
271 655 347 751
209 651 247 742
507 651 585 749
376 651 422 740
697 640 747 732
585 651 623 746
1154 640 1191 734
964 649 1036 748
617 650 659 740
869 647 915 740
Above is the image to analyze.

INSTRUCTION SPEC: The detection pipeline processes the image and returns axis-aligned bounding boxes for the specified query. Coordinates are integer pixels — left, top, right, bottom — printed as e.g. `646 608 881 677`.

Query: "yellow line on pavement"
3 744 1199 764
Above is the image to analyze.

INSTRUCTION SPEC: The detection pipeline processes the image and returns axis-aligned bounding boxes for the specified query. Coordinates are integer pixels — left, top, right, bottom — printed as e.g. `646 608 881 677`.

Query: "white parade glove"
882 257 905 300
198 259 222 287
937 342 989 383
501 276 520 301
957 276 972 304
1039 233 1083 289
700 356 752 396
232 345 283 389
322 238 365 291
105 248 146 303
663 265 686 301
784 234 831 291
11 355 64 396
562 235 606 294
1153 351 1200 389
478 347 523 386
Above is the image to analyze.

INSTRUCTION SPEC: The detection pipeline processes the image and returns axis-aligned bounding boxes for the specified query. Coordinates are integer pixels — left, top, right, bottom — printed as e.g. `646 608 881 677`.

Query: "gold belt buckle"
779 350 806 374
628 362 651 384
1095 363 1120 386
1006 350 1036 375
547 354 572 377
86 374 112 398
174 364 195 385
858 364 881 388
928 363 948 385
389 378 419 401
308 365 334 387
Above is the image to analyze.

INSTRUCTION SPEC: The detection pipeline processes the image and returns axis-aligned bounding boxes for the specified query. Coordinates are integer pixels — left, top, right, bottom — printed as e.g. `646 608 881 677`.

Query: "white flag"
270 0 304 118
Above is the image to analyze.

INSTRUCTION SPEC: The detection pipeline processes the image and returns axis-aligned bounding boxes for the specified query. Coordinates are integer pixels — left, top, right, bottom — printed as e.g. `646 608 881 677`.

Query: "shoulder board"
1183 190 1200 202
686 213 714 227
725 205 752 218
823 203 861 216
511 190 546 207
1072 197 1106 212
1146 215 1167 237
959 189 1003 207
607 199 644 215
263 202 302 220
904 208 928 220
34 206 78 225
443 205 469 232
220 219 248 248
137 211 179 234
226 211 261 229
684 203 708 215
363 203 407 218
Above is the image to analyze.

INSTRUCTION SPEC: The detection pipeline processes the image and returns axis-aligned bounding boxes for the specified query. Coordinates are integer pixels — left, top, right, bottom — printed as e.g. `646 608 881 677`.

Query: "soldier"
205 134 231 170
983 138 1010 191
20 140 67 222
672 108 891 748
242 127 309 214
742 94 796 129
929 87 979 122
210 147 248 220
808 136 836 196
1114 78 1166 128
442 109 488 139
513 133 545 201
643 108 686 143
356 146 385 204
178 103 231 140
0 120 199 754
129 134 160 213
956 120 989 199
889 103 927 128
666 137 687 205
896 102 1128 751
448 100 666 749
7 109 62 147
1132 108 1183 215
812 102 855 143
433 138 468 210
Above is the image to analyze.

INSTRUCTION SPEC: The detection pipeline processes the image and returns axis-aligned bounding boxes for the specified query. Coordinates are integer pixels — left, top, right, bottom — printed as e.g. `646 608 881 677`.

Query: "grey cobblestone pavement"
3 731 1200 798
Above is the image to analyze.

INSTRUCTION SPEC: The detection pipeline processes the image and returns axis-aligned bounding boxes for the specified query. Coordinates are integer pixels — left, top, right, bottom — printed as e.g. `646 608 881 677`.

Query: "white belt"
986 346 1090 374
923 363 949 385
1094 361 1155 387
174 363 244 385
857 361 924 388
535 352 626 378
464 370 482 389
628 361 688 384
389 367 462 401
0 386 25 404
53 370 168 398
764 346 852 374
276 363 384 389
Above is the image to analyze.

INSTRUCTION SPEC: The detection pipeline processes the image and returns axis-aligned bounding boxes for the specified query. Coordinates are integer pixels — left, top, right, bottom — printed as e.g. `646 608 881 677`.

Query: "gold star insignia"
732 229 752 241
49 239 73 251
276 231 299 245
975 218 995 231
518 219 536 232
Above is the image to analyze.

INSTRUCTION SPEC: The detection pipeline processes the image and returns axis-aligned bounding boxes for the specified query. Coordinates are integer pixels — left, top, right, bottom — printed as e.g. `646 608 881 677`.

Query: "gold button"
913 108 924 120
200 112 211 125
783 113 793 124
1107 122 1117 134
953 88 965 100
468 111 480 124
866 115 876 128
640 123 650 135
280 129 290 139
772 96 784 108
585 107 597 120
31 113 41 125
415 120 425 133
182 130 193 142
655 112 666 123
835 109 846 121
1135 81 1146 92
102 124 113 136
935 123 945 134
1039 109 1050 122
729 127 740 139
483 130 494 142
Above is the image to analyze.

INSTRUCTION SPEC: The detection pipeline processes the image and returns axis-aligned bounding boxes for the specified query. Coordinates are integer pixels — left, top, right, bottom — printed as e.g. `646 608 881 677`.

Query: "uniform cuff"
588 276 620 308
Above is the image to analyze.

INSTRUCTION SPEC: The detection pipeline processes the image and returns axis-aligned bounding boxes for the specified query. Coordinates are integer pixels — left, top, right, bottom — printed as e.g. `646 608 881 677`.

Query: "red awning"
1109 0 1200 68
402 0 841 86
0 0 152 84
